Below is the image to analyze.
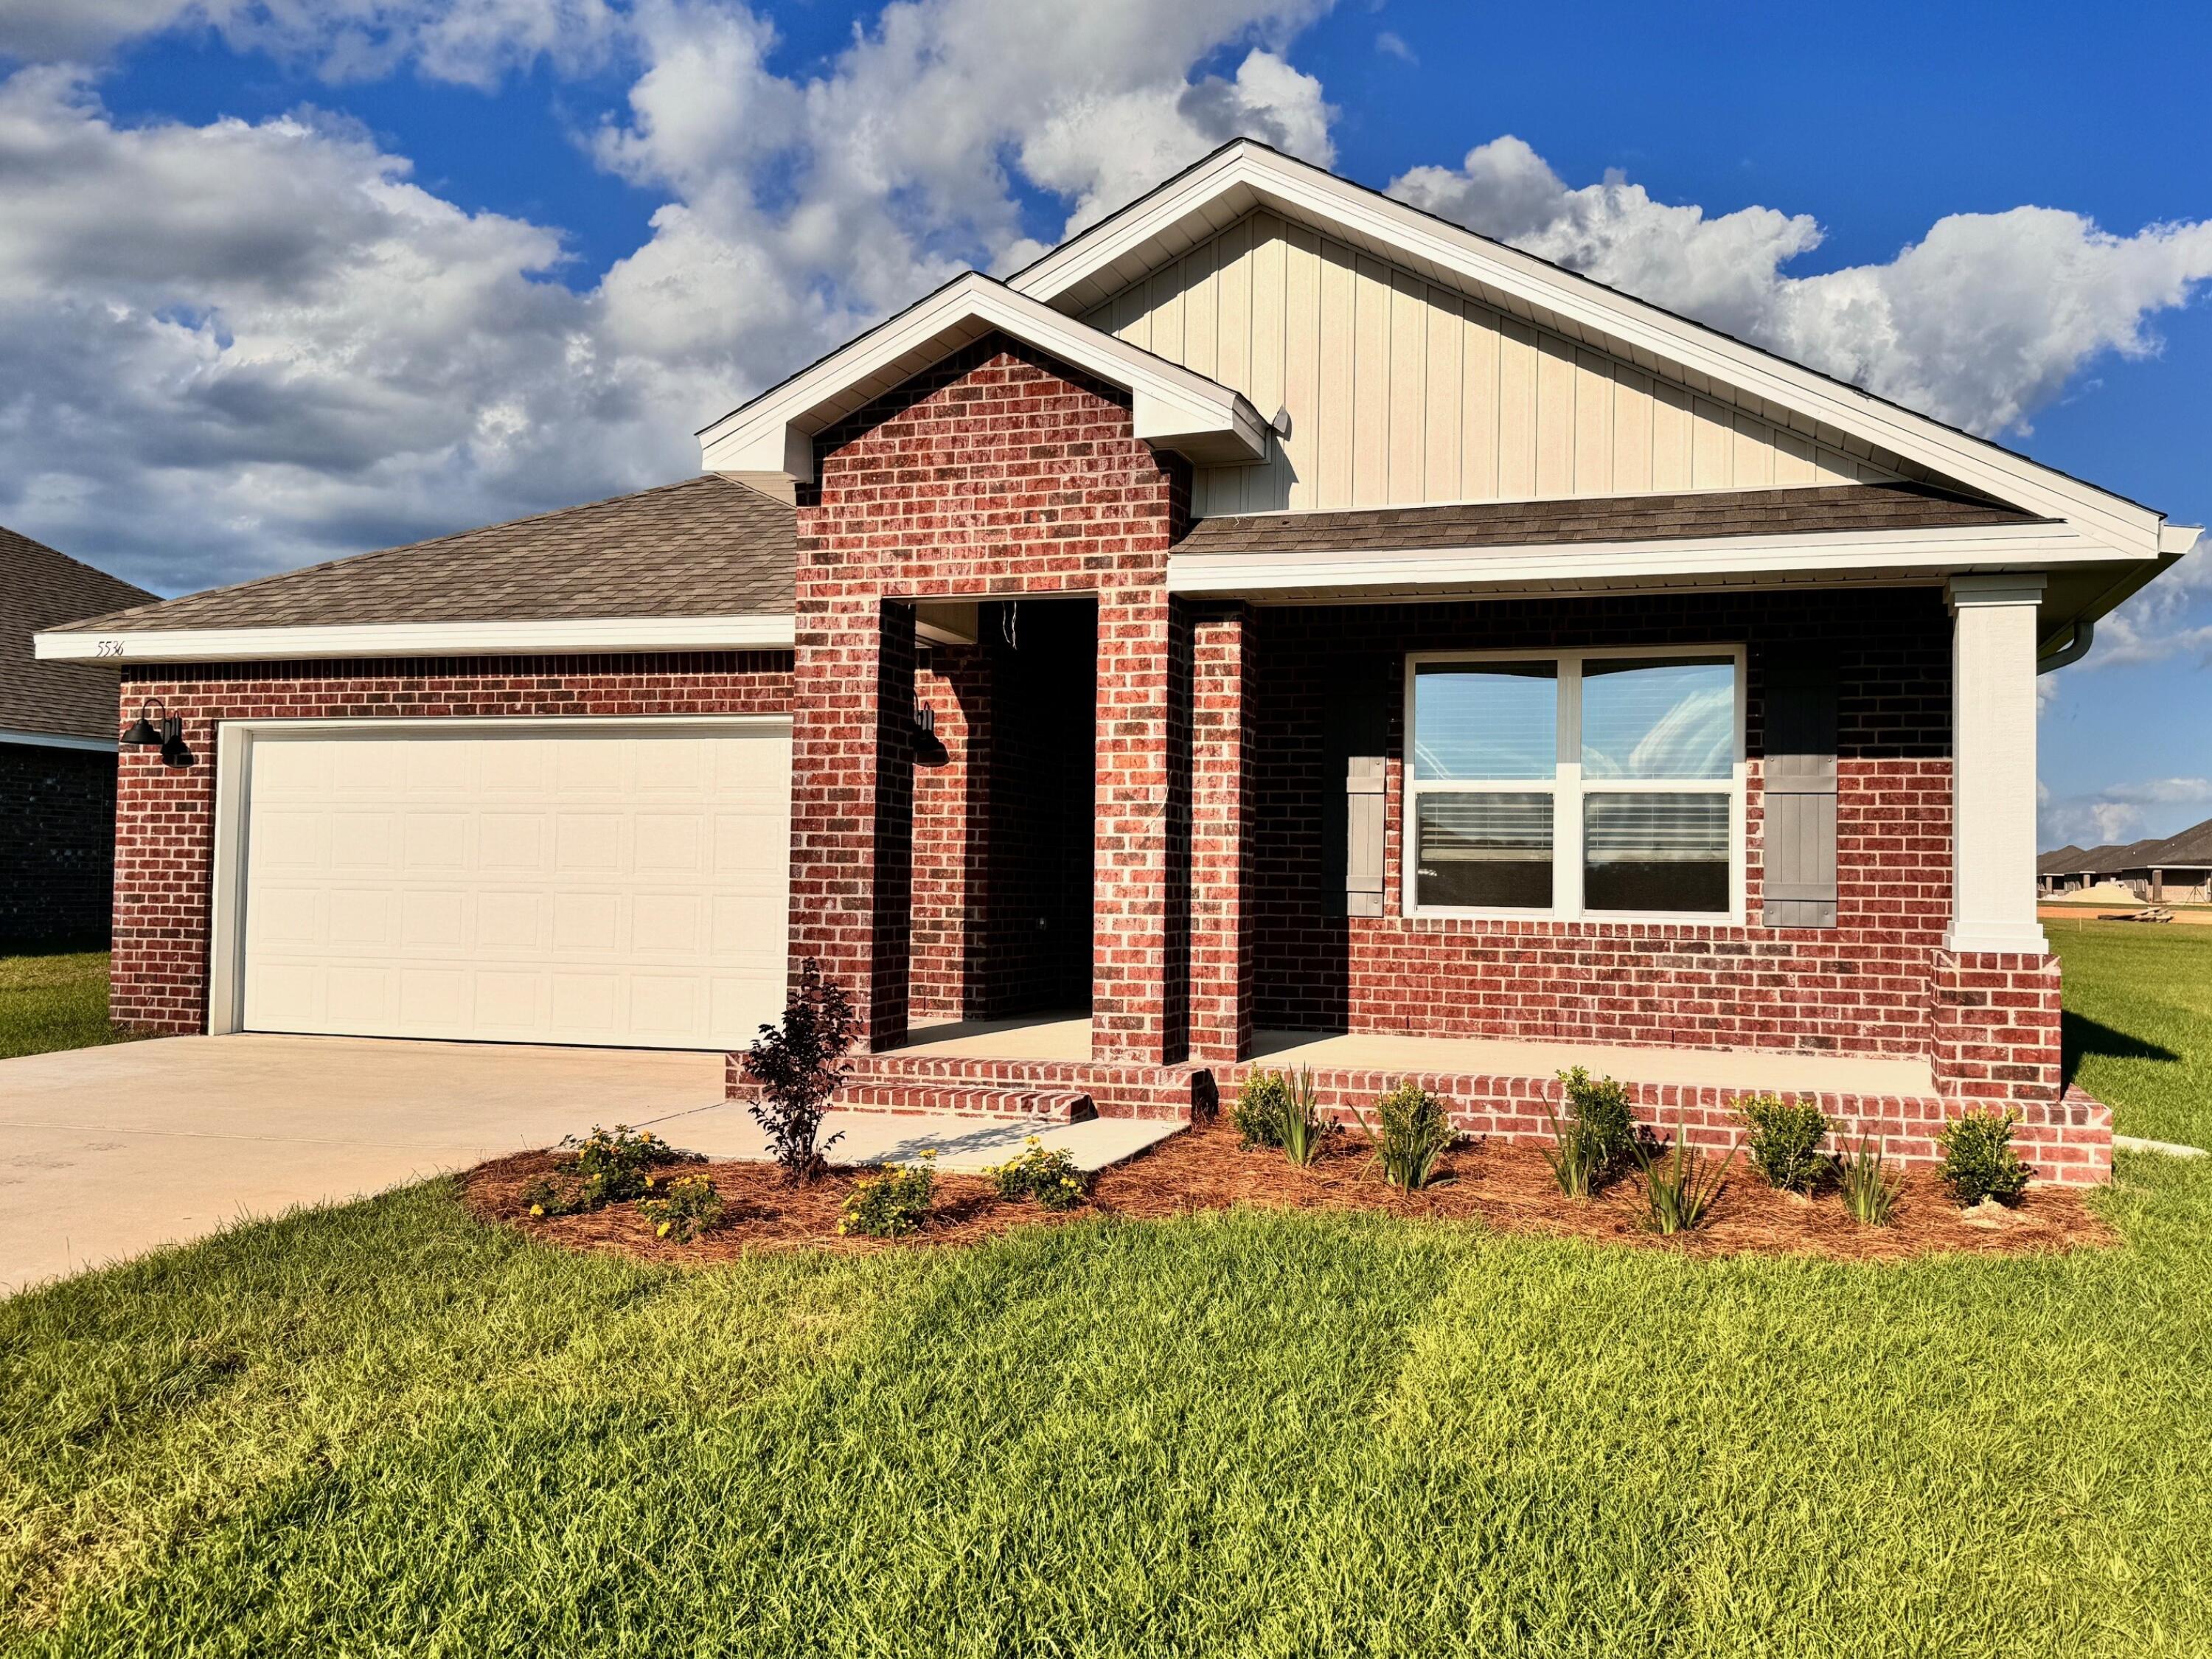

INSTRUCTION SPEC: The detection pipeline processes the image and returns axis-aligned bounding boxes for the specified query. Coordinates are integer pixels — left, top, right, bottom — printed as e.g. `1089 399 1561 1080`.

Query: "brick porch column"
788 594 915 1051
1093 585 1188 1064
1930 573 2096 1177
1187 602 1252 1065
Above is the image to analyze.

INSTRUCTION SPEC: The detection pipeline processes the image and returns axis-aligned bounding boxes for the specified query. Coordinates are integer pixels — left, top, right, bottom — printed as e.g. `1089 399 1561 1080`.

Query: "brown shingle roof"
50 476 795 636
2119 816 2212 873
1 526 156 742
1172 481 2043 557
2035 844 2087 876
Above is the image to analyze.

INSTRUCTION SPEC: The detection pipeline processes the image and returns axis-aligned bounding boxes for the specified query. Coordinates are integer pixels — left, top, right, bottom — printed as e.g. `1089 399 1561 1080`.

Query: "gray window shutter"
1761 653 1838 928
1322 678 1388 918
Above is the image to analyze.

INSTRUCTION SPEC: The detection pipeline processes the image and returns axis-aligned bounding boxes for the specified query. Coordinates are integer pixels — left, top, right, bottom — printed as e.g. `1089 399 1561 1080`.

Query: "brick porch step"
832 1080 1098 1123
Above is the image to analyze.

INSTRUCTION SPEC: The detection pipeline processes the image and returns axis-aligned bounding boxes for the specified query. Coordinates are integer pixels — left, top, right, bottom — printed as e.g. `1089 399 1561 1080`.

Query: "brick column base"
1931 950 2110 1184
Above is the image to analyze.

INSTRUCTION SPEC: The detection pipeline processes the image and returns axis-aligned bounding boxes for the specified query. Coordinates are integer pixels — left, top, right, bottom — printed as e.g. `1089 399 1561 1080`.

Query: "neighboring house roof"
2117 816 2212 873
2036 845 2087 876
1 524 154 743
1173 482 2037 558
2079 839 2163 875
42 476 796 662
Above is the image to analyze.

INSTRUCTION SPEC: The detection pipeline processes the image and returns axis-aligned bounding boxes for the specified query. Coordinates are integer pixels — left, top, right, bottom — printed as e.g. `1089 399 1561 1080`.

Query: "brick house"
2 525 153 946
38 143 2197 1182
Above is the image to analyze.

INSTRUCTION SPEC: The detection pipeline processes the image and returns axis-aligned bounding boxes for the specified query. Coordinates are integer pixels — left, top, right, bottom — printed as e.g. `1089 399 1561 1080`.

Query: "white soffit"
1166 521 2112 601
698 271 1267 483
33 614 798 663
1010 143 2168 559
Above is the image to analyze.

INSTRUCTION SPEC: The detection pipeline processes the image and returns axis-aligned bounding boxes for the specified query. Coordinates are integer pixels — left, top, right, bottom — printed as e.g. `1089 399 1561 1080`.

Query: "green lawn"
2050 918 2212 1149
4 935 2211 1655
0 949 133 1061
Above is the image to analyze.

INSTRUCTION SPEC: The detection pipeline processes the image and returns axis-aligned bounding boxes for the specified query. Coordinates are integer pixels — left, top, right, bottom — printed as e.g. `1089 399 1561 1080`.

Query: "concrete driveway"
0 1034 725 1295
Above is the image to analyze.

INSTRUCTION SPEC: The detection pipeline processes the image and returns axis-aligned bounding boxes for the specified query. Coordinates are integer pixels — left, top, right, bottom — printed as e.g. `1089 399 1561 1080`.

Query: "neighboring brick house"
39 142 2199 1182
1 526 153 946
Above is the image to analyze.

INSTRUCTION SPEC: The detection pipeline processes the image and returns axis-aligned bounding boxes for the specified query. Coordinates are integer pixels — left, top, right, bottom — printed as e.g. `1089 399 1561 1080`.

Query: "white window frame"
1402 644 1747 925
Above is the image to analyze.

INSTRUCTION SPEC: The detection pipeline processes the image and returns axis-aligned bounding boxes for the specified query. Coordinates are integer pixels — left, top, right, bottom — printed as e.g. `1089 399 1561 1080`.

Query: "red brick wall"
1250 589 1955 1057
909 642 987 1025
1188 602 1252 1063
790 335 1192 1060
110 653 793 1034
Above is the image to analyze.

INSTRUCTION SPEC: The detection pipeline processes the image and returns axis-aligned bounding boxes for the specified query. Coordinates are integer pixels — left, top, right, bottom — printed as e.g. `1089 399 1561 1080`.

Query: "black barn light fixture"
122 697 192 768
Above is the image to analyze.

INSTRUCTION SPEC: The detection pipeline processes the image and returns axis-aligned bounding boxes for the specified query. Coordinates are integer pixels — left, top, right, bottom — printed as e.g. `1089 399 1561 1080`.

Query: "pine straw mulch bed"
462 1119 2115 1267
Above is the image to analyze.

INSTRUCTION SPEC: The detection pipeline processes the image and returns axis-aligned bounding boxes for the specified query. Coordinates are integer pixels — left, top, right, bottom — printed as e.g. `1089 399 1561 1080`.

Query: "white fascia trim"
1166 520 2106 598
34 614 797 664
697 271 1266 481
1013 145 2163 557
0 727 116 753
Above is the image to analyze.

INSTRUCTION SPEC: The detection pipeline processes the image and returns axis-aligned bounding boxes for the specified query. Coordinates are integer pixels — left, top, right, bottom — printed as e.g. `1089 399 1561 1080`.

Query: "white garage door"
237 723 790 1048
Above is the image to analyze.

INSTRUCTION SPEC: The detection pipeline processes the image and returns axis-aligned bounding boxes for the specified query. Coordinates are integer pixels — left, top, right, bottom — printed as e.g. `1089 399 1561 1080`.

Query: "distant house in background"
2039 821 2212 903
1 526 155 946
2035 845 2087 893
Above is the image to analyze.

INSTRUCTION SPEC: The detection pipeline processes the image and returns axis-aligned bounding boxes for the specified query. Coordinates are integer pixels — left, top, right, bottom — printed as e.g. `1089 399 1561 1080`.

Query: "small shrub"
989 1138 1089 1211
1233 1070 1291 1150
1837 1136 1903 1227
1737 1094 1832 1194
1937 1108 2031 1206
743 959 859 1184
1542 1068 1638 1196
1278 1067 1329 1167
838 1152 936 1239
1631 1120 1734 1235
524 1123 693 1216
639 1172 726 1242
1352 1080 1454 1192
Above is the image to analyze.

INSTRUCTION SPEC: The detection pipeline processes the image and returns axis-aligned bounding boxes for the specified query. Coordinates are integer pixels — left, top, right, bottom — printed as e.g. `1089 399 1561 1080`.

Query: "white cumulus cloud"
1390 134 2212 439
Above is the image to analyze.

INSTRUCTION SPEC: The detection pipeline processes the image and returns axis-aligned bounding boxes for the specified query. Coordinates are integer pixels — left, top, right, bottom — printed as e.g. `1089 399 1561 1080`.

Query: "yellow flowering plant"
638 1172 726 1242
523 1123 700 1217
838 1151 936 1239
987 1138 1088 1211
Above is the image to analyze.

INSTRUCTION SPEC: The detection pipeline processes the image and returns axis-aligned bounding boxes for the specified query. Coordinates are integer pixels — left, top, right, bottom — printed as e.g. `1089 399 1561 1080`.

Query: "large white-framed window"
1403 645 1746 923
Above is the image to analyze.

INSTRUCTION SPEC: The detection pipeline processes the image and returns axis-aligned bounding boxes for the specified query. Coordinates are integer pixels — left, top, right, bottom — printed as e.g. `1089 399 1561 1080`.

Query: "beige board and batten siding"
1084 211 1912 518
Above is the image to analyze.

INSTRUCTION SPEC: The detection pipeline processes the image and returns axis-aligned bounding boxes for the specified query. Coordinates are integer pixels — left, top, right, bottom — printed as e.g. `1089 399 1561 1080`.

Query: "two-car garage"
216 720 792 1050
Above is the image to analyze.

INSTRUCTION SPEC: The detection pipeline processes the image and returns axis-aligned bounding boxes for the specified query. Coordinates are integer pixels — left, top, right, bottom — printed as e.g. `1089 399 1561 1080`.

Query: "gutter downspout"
2037 618 2093 674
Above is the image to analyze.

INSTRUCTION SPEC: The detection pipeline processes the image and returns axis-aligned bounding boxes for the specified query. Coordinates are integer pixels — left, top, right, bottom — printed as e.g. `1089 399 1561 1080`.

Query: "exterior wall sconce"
913 700 936 737
122 696 192 768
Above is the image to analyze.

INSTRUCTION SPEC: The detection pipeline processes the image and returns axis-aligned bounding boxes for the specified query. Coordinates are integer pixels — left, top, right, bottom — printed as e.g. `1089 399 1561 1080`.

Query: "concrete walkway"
0 1035 1183 1295
0 1035 723 1295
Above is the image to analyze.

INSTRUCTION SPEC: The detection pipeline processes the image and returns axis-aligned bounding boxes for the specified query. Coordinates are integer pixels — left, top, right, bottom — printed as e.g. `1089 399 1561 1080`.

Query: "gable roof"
37 476 795 664
698 271 1267 484
1 525 154 742
1009 141 2191 573
2036 845 2087 876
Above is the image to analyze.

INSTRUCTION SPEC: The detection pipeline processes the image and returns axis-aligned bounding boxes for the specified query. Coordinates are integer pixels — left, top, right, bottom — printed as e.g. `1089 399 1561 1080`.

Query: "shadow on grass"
2063 1010 2180 1088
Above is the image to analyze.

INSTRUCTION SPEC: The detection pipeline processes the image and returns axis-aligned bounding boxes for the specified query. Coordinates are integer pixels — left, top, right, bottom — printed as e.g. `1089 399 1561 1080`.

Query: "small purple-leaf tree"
742 959 859 1184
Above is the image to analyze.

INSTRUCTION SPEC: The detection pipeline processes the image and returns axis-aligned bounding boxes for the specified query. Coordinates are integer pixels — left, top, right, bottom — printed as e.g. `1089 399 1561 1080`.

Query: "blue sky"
1 0 2207 846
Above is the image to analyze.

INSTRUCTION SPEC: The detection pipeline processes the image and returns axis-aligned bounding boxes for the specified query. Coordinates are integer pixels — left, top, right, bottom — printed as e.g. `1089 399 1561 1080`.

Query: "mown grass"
2050 917 2212 1148
0 948 133 1061
4 1155 2212 1657
4 928 2208 1654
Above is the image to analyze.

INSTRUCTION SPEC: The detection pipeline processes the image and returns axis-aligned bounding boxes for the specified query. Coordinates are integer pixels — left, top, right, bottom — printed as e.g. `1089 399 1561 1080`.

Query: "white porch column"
1946 574 2049 954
